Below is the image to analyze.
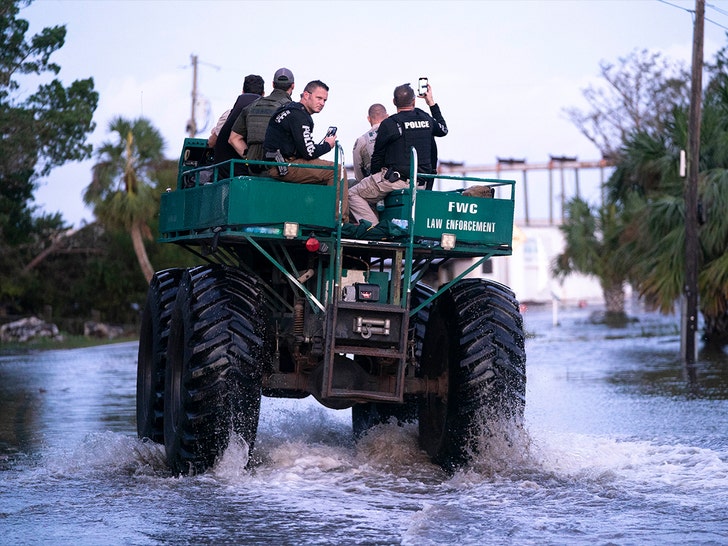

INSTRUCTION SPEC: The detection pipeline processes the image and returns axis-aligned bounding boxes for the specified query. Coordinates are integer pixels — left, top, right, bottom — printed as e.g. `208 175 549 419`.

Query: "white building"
435 224 605 307
432 159 613 306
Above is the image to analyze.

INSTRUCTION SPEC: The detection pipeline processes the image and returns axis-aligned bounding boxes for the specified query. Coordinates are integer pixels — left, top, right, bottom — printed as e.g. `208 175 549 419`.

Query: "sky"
19 0 728 227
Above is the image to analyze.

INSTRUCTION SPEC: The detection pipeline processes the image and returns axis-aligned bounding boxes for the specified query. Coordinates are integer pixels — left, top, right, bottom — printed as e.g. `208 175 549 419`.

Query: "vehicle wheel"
164 265 268 475
409 281 435 365
418 279 526 471
136 268 184 443
351 282 435 439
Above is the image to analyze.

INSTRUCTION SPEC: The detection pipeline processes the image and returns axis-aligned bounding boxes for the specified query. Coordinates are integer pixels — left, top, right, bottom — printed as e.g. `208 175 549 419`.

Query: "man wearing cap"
213 74 265 176
263 79 348 221
348 82 448 226
229 68 295 171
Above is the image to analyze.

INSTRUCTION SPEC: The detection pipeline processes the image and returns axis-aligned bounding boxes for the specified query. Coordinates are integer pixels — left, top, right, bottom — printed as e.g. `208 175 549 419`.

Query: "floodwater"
1 305 727 545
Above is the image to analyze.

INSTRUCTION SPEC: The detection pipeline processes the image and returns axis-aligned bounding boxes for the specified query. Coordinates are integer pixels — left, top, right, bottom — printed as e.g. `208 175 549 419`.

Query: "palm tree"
84 117 166 283
608 55 728 348
552 197 631 324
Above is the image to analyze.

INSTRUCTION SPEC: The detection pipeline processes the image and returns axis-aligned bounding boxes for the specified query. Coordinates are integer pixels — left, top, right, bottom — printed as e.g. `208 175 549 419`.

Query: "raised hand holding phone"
418 80 435 106
417 77 428 97
323 126 337 148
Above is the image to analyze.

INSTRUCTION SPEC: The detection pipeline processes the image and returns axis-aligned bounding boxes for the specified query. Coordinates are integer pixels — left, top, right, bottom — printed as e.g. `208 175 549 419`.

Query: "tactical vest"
246 93 292 146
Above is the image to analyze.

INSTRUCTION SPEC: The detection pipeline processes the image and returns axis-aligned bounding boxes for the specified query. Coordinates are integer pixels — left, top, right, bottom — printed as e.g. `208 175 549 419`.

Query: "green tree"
84 117 166 283
552 197 631 323
22 222 148 327
0 0 98 310
558 49 689 324
608 43 728 348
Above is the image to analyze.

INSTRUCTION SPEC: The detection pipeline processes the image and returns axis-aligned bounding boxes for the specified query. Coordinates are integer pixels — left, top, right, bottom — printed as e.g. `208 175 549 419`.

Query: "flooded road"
1 306 727 545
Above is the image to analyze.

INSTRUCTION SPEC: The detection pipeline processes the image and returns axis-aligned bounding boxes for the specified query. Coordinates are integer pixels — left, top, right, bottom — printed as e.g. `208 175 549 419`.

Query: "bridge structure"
429 156 617 305
435 156 616 226
342 156 618 304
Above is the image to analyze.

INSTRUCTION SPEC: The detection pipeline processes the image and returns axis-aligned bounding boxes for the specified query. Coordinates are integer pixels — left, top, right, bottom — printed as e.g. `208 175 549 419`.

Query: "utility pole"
187 53 198 138
682 0 704 368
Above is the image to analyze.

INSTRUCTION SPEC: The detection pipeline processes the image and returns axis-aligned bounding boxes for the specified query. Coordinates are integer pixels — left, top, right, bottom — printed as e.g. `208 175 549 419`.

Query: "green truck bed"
159 171 515 257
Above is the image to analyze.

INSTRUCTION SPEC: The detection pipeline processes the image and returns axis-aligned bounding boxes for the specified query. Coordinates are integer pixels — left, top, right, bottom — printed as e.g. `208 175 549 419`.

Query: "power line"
704 13 728 30
657 0 692 11
657 0 728 31
707 2 728 18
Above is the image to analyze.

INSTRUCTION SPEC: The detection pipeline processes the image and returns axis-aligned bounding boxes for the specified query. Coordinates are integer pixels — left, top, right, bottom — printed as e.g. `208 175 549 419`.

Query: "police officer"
263 79 348 222
212 74 265 177
352 103 388 183
348 82 448 225
229 68 295 171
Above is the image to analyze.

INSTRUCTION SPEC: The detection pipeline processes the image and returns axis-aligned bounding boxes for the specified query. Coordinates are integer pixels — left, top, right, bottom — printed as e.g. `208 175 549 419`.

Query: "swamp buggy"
136 139 526 475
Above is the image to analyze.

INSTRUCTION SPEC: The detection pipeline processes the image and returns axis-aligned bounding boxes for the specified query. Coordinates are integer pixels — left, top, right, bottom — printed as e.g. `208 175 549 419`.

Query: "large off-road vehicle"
136 138 526 475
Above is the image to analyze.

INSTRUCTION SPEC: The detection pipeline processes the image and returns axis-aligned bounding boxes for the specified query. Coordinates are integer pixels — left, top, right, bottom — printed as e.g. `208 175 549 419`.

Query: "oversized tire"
418 278 526 471
136 268 184 443
164 265 268 475
352 282 435 439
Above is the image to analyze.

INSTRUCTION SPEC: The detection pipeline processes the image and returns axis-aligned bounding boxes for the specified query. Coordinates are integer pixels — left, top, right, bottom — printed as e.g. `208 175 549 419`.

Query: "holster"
384 168 401 183
265 150 288 176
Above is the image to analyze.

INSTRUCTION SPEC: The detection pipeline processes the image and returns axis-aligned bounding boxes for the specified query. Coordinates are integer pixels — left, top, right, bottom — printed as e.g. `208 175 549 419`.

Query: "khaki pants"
348 169 409 225
268 158 349 223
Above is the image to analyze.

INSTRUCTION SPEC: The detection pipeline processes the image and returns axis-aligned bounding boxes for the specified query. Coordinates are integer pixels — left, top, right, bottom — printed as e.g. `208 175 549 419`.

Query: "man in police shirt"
348 82 448 225
263 79 348 221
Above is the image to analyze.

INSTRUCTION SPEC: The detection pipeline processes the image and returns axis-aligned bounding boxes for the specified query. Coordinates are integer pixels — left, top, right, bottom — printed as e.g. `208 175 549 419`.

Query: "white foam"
211 433 251 481
528 429 728 494
40 431 167 478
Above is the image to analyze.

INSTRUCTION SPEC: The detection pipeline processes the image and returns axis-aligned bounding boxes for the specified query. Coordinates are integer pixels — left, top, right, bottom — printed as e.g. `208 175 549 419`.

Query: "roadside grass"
0 334 139 355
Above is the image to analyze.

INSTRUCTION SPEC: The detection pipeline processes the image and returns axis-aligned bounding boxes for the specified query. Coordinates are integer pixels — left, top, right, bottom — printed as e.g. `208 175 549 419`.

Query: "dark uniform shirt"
263 102 332 160
213 92 261 164
371 104 448 177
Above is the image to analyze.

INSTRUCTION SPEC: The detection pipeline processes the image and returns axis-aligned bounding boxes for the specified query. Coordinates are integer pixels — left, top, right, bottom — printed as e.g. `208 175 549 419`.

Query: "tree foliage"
564 48 690 159
557 48 689 324
18 217 200 331
559 41 728 346
552 197 631 320
0 0 98 233
606 43 728 348
0 2 201 327
84 117 167 283
0 0 98 311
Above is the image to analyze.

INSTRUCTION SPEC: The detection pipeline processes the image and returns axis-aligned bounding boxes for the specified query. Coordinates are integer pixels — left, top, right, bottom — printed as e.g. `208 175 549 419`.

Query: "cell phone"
325 126 337 138
417 77 428 97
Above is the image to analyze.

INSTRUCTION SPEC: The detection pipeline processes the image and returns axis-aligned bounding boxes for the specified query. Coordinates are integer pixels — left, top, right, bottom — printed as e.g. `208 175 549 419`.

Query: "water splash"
211 433 251 481
39 432 166 476
354 420 432 469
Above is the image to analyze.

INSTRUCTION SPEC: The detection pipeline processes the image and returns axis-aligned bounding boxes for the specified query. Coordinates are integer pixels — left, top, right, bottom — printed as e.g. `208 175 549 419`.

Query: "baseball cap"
274 68 294 85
